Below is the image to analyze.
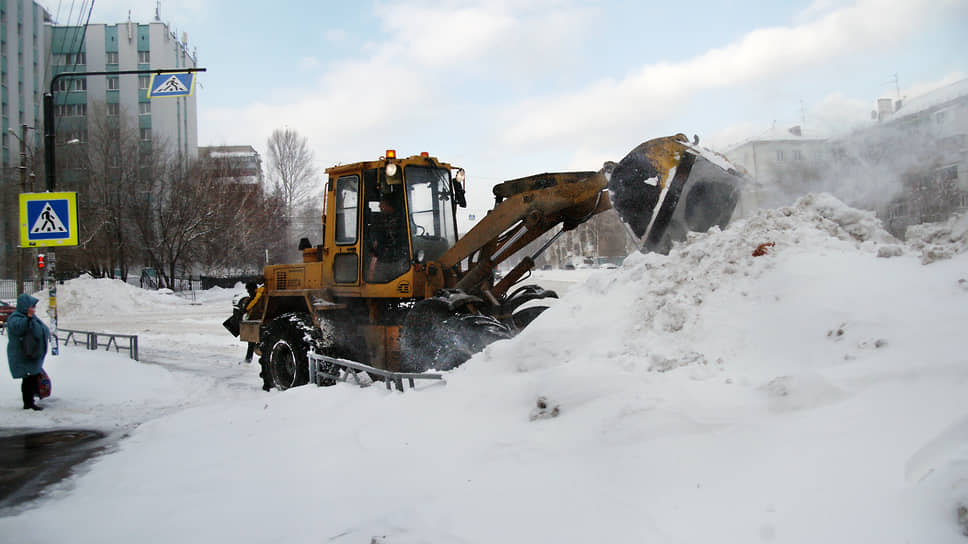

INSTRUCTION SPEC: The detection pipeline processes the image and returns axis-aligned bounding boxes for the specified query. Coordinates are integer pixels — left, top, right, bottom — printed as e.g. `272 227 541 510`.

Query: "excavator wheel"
400 299 512 373
259 313 333 390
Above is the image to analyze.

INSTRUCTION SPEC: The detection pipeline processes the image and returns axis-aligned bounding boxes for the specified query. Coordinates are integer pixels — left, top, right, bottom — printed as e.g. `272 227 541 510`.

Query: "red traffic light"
37 254 45 269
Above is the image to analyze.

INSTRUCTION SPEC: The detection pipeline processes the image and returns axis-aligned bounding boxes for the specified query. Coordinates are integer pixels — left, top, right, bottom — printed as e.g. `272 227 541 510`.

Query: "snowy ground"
2 193 967 543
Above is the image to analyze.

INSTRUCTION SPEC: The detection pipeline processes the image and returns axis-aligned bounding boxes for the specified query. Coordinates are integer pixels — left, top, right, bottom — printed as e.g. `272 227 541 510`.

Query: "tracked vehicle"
235 134 746 390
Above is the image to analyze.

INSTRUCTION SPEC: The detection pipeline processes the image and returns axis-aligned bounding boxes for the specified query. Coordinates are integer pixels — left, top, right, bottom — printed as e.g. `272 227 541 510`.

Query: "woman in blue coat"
6 293 49 411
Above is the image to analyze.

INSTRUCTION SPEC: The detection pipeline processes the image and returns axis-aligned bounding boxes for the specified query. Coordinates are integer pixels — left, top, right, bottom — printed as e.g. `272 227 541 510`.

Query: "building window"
793 150 802 160
107 103 120 116
55 78 87 92
107 77 119 90
59 52 86 65
138 75 150 90
1 103 7 117
140 128 151 141
775 150 784 161
106 51 119 64
139 102 151 115
54 103 88 117
138 51 150 64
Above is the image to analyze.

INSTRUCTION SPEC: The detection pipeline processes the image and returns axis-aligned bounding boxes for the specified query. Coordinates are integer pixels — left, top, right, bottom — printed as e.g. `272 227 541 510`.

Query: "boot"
21 376 43 410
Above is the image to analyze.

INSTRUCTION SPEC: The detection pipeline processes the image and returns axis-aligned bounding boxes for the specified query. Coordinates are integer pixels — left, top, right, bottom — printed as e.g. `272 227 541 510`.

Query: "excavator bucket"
607 134 747 254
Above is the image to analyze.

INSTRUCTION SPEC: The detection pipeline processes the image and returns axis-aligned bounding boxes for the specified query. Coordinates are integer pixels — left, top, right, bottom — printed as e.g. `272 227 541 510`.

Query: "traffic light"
37 254 45 270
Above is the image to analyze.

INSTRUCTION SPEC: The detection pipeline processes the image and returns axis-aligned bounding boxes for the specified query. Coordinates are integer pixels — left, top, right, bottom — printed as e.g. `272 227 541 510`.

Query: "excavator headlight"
455 168 465 183
385 162 398 177
415 249 426 263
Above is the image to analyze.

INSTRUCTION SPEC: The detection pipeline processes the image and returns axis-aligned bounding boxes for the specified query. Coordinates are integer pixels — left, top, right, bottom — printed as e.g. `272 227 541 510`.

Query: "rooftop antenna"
155 1 161 21
892 73 900 100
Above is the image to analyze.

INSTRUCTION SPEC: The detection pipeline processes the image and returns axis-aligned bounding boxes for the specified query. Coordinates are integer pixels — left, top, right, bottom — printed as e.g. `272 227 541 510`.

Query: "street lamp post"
10 124 33 295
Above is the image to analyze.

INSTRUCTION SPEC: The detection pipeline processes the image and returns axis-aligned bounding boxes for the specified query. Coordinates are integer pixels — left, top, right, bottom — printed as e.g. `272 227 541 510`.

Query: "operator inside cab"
365 191 410 283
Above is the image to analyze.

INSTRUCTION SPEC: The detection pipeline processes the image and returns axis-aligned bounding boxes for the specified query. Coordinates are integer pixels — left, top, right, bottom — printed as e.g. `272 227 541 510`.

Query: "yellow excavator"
231 134 746 391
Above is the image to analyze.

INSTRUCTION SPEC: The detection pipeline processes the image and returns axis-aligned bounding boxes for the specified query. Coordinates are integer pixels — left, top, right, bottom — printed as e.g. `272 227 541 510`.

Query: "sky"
1 194 967 542
39 0 968 208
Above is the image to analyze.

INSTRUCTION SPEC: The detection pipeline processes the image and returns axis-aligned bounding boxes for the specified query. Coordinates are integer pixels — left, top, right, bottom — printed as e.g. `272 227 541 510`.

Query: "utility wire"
53 0 94 137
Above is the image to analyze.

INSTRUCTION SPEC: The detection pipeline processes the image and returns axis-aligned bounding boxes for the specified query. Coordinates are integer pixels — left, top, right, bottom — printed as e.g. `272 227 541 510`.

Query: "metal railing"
308 352 443 392
57 328 139 361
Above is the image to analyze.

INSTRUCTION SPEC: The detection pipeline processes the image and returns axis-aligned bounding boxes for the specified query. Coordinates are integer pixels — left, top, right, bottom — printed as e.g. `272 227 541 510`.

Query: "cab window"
335 175 359 244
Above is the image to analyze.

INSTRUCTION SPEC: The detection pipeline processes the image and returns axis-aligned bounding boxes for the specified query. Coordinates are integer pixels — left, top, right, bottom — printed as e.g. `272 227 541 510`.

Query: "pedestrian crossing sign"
19 192 79 247
147 71 196 98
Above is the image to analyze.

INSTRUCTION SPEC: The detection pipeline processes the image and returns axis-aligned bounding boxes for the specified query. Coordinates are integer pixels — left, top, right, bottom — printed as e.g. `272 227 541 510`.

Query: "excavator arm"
400 134 747 373
433 133 746 299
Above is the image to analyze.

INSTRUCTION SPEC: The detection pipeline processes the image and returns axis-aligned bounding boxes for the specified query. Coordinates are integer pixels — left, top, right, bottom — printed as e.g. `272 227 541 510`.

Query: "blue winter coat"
6 293 49 379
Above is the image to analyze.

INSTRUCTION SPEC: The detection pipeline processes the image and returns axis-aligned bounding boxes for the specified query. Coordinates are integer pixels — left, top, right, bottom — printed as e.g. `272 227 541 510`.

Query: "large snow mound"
484 192 907 377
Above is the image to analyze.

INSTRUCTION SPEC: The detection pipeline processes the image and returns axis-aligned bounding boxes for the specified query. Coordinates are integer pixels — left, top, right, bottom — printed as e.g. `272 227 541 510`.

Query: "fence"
0 279 41 300
57 328 139 361
0 326 139 361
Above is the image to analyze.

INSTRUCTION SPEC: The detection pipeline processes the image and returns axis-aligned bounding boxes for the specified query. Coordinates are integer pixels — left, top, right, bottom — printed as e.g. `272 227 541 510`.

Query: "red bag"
36 370 51 399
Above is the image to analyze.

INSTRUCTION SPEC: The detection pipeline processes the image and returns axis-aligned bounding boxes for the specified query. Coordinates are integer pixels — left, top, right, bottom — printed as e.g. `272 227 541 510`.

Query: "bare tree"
192 155 290 275
266 128 317 217
56 101 146 280
130 152 224 289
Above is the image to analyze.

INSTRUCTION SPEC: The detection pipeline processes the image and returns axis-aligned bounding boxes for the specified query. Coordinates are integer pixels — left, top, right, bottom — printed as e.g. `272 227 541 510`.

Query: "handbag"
36 370 51 399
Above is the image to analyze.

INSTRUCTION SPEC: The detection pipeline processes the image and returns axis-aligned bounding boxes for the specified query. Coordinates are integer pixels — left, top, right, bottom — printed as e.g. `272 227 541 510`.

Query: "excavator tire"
259 313 319 390
400 299 512 373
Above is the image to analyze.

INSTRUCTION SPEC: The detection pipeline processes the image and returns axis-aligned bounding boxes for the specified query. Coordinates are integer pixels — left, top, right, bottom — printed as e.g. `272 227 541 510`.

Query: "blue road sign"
20 192 79 247
147 72 196 98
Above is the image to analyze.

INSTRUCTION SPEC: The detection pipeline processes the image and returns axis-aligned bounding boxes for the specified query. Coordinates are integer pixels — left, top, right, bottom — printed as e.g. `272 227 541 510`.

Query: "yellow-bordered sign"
19 192 79 247
147 71 196 98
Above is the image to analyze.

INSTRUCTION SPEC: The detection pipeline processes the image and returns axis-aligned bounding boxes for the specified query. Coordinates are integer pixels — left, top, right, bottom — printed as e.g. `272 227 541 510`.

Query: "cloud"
199 0 595 169
377 4 515 67
297 56 320 72
500 0 963 150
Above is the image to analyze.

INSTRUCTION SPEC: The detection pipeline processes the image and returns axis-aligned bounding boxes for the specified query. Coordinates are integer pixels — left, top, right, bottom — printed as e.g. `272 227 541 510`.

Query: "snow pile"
905 212 968 264
485 192 903 378
38 275 193 318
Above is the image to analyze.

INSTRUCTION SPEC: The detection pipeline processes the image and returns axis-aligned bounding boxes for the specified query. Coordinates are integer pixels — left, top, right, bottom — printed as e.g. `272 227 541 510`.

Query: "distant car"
0 300 14 327
540 264 552 270
562 264 576 270
601 263 618 269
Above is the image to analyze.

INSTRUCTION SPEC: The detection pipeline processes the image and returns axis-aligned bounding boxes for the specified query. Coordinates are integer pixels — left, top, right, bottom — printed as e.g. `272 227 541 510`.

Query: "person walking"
6 293 50 411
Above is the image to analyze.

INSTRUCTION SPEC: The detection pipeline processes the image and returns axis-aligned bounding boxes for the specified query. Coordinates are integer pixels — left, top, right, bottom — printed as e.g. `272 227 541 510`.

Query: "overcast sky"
45 0 968 208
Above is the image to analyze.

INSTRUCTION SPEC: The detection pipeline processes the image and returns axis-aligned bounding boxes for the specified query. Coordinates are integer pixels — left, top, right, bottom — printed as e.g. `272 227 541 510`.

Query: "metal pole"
14 125 26 296
48 250 58 356
18 124 39 292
